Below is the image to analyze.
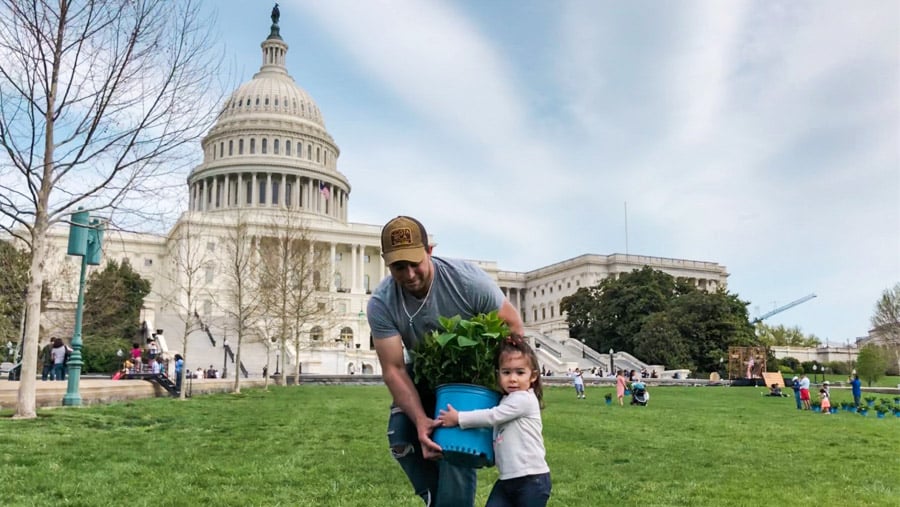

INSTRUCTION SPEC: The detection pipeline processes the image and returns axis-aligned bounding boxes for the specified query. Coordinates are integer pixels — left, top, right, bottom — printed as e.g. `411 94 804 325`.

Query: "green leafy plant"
410 311 510 392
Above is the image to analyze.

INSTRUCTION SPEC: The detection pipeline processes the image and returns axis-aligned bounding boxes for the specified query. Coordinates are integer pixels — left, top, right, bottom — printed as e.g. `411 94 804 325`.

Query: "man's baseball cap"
381 216 428 265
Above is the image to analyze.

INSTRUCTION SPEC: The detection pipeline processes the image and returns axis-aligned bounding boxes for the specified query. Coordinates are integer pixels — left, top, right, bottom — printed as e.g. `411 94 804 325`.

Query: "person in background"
572 367 585 399
148 340 158 360
438 336 551 507
819 386 831 415
791 376 802 409
367 216 524 507
50 337 68 381
615 370 628 406
174 354 184 393
130 343 143 372
799 373 811 410
39 339 54 381
849 374 862 407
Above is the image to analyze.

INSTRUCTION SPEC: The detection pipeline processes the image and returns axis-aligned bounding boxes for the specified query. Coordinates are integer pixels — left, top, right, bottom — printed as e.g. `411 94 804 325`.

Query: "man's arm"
374 335 442 458
497 299 524 336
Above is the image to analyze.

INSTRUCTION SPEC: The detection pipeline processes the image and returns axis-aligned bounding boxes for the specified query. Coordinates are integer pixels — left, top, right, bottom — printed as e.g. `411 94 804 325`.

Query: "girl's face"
498 351 538 395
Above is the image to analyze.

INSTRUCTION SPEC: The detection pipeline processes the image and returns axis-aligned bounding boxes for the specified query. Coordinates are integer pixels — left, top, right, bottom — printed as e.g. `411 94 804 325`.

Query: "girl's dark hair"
497 334 544 407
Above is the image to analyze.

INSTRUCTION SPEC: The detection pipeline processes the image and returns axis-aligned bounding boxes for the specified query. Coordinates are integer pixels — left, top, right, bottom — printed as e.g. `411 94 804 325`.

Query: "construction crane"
752 293 817 324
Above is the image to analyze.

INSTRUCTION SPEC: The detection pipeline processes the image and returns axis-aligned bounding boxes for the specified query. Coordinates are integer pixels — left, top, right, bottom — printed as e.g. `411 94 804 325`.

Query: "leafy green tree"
662 290 755 372
563 267 754 372
632 312 692 368
83 260 151 341
856 344 888 387
755 322 821 347
563 267 695 353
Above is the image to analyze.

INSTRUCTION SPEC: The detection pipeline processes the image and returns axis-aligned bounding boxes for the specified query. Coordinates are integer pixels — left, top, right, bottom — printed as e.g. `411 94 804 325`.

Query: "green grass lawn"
2 384 898 506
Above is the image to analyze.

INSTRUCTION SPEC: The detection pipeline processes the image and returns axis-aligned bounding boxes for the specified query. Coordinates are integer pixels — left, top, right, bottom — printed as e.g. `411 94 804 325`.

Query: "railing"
531 334 562 358
194 310 248 378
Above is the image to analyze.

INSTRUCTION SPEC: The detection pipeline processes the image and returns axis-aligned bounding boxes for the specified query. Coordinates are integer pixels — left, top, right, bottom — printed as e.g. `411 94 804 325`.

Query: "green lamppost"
63 209 104 406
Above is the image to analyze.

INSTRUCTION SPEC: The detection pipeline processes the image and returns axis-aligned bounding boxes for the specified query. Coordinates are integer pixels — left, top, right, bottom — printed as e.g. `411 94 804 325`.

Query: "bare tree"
218 211 261 394
257 210 336 380
0 0 222 418
159 215 212 399
871 282 900 374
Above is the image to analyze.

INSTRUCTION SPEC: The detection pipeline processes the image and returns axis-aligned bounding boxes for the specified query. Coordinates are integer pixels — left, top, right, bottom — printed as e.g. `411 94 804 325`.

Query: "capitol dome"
187 14 349 223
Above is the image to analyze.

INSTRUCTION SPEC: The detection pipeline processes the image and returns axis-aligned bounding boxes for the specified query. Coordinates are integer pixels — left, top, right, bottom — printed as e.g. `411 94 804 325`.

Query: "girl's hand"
437 404 459 427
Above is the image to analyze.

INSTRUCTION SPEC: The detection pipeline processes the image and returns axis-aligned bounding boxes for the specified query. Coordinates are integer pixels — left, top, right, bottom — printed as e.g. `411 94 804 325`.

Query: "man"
791 376 802 409
799 373 811 410
367 216 524 507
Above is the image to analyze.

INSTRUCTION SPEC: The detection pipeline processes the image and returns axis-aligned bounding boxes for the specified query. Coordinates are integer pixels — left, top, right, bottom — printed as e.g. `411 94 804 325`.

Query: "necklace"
401 269 436 328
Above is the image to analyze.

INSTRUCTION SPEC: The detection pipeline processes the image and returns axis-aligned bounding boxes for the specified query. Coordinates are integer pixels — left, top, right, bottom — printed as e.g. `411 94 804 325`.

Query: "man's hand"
437 403 459 427
417 417 443 460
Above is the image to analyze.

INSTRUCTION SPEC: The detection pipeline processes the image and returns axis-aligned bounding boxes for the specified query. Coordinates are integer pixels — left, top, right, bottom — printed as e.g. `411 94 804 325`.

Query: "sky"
197 0 899 345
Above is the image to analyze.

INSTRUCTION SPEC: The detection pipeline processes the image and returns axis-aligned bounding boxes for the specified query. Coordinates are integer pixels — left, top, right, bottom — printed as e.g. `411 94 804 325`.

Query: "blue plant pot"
605 399 612 406
867 401 875 407
877 412 885 419
830 407 838 414
433 384 501 468
812 406 820 413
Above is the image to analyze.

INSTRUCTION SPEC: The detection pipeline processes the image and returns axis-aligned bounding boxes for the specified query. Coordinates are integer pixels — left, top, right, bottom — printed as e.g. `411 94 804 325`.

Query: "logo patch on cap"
390 228 414 247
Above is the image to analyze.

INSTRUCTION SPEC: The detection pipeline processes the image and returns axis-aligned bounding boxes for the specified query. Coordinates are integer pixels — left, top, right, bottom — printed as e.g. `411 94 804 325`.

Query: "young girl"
819 386 831 415
438 336 551 507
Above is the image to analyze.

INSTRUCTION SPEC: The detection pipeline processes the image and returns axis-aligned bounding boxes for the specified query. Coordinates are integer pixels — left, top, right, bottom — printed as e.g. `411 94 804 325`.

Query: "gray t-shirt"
367 256 504 351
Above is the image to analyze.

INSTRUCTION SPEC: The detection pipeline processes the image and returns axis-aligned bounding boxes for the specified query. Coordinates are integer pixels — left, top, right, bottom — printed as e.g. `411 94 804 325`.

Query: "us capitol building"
36 11 728 377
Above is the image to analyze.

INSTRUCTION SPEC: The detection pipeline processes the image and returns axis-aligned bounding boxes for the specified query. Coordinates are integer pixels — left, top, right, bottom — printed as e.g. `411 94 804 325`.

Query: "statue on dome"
271 3 280 25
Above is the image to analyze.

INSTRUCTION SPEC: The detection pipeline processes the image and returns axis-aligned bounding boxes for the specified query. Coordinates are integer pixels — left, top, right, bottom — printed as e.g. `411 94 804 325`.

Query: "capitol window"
262 138 267 154
250 138 256 154
274 139 279 154
239 139 244 154
285 140 291 156
228 140 233 155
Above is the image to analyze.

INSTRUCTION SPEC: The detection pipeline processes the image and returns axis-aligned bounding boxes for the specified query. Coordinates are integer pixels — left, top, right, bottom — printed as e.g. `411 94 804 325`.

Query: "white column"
280 173 286 208
223 174 230 208
329 243 336 292
351 243 358 292
251 173 257 206
212 177 219 209
266 172 272 207
201 179 208 211
237 173 243 207
358 245 366 292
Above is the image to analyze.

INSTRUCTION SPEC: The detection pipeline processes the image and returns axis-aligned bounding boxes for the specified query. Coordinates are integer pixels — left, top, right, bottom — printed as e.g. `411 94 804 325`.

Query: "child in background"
438 336 551 507
819 386 831 415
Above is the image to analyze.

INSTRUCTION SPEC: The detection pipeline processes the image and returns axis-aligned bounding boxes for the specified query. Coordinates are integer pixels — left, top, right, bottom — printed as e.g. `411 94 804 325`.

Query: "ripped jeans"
387 405 476 507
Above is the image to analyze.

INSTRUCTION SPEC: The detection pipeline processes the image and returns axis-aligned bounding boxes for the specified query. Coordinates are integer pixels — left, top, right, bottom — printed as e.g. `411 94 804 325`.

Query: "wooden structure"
727 346 767 380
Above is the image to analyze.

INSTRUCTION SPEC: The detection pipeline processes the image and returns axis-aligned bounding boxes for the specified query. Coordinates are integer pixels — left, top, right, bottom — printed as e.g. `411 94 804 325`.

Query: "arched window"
340 327 354 345
307 144 312 159
228 140 233 155
274 139 280 154
271 181 279 205
239 139 244 154
316 146 320 162
258 180 266 204
262 138 267 154
285 140 291 156
219 142 224 158
310 326 323 341
250 138 256 154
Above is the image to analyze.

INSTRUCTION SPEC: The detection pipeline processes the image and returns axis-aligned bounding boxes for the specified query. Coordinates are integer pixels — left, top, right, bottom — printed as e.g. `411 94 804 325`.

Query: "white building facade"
33 15 729 377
